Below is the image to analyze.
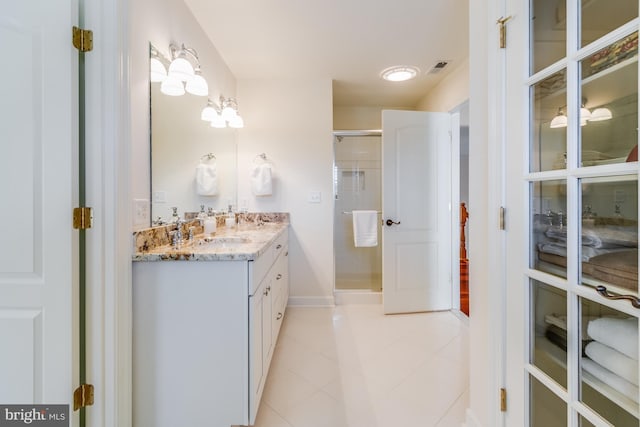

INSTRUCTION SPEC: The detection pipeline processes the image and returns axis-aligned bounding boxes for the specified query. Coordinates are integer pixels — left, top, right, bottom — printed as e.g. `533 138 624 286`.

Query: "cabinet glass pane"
581 1 638 48
531 70 568 172
530 374 568 427
531 280 568 389
531 0 566 74
580 298 639 424
580 32 638 166
579 416 596 427
580 177 638 294
532 180 568 278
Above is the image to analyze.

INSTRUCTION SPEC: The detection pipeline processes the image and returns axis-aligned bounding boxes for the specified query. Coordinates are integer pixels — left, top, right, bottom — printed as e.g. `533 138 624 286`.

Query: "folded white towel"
585 341 638 386
582 357 639 402
587 317 638 360
196 163 219 196
251 163 273 196
352 210 378 247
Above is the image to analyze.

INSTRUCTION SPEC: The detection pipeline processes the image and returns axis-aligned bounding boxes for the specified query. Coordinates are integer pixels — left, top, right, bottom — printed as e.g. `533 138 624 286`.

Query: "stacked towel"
196 163 219 196
582 358 639 403
251 163 273 196
583 316 639 401
352 210 378 247
587 317 638 359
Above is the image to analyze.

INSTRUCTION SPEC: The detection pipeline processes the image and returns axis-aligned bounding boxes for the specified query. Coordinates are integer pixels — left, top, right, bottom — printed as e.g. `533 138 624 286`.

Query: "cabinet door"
262 277 273 371
506 0 639 425
249 289 263 420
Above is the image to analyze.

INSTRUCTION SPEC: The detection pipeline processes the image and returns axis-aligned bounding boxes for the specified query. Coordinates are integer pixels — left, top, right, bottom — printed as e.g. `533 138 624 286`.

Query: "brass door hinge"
497 16 512 49
73 207 93 229
72 26 93 52
73 384 94 411
499 206 506 230
500 387 507 412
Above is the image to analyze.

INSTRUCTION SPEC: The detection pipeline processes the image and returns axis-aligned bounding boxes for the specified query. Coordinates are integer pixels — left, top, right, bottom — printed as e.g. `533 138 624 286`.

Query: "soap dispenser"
197 204 207 224
204 207 217 235
225 204 236 229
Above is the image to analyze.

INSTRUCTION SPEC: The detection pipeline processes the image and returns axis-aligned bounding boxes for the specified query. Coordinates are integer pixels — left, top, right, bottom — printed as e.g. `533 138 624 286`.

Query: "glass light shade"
589 107 613 121
160 75 185 96
580 107 592 121
381 66 419 82
168 56 194 81
550 114 568 128
186 73 208 96
221 105 237 121
210 114 226 128
229 115 244 129
201 105 217 121
150 57 167 82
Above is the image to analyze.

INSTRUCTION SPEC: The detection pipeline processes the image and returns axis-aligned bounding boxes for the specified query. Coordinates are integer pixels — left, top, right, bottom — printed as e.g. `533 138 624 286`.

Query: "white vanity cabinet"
133 228 288 427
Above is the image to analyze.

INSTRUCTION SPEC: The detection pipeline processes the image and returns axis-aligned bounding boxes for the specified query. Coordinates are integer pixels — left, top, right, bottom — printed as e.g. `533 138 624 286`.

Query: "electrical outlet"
133 199 150 226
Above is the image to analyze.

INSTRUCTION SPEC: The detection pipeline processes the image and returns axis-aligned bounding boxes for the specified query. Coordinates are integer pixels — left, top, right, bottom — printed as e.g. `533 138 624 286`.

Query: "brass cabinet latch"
73 26 93 52
73 384 94 411
500 387 507 412
73 207 93 230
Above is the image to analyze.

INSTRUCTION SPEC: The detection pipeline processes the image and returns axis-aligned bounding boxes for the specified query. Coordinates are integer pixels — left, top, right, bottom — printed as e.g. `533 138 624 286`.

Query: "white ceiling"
183 0 469 108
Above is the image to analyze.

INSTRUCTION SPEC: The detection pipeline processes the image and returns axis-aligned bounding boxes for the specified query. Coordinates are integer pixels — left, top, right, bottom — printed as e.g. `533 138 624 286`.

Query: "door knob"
385 219 401 226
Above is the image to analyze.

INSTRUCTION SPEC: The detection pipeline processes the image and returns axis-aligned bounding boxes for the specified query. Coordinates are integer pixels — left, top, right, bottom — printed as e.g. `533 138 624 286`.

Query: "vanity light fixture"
153 43 209 97
201 95 244 128
150 45 168 82
589 107 613 122
550 108 568 128
549 102 613 128
380 65 420 82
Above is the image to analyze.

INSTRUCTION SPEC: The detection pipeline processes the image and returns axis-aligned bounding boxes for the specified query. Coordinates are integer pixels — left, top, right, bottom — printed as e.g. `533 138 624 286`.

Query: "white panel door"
0 0 76 405
382 110 452 314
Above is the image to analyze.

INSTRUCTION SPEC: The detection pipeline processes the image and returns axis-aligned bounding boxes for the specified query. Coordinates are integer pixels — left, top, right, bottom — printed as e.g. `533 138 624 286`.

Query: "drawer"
249 229 289 296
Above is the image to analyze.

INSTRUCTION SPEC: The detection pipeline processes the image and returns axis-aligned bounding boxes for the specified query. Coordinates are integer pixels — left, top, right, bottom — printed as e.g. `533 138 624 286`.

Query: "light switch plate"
153 191 167 203
133 199 150 226
308 191 322 203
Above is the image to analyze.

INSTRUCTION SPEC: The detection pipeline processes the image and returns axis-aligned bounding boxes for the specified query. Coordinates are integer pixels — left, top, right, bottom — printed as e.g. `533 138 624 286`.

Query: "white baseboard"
334 291 382 305
465 408 482 427
287 296 335 307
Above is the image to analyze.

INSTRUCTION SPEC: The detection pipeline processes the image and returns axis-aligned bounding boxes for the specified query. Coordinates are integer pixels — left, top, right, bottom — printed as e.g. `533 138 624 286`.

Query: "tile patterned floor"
254 305 469 427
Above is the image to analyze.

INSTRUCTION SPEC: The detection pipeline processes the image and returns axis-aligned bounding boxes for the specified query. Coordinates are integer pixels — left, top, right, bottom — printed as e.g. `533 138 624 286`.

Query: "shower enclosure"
333 131 382 292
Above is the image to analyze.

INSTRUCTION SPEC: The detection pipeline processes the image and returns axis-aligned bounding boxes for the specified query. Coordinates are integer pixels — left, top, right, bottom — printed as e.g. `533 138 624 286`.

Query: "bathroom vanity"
132 215 289 427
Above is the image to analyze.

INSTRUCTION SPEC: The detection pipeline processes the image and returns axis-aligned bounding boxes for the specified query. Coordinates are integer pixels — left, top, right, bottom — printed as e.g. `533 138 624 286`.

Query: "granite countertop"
132 213 289 262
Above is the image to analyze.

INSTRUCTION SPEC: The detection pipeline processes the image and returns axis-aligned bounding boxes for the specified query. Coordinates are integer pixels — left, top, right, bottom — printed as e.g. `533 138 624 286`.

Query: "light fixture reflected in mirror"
160 75 185 96
549 102 613 128
201 95 244 128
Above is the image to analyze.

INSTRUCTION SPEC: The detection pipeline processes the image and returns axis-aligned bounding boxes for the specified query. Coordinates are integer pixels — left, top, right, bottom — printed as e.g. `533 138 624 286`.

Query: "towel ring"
254 153 268 163
200 153 216 162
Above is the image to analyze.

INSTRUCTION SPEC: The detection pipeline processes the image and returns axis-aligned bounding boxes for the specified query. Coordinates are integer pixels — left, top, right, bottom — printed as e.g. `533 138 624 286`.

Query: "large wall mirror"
149 43 237 223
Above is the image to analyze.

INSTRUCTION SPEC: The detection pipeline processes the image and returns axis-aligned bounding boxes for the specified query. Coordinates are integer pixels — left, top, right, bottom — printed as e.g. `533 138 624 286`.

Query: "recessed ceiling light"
381 66 420 82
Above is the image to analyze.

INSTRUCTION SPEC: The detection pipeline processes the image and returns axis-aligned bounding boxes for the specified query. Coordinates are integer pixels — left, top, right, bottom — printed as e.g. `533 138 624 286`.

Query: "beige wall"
237 79 335 303
416 59 470 113
129 0 236 229
333 106 385 129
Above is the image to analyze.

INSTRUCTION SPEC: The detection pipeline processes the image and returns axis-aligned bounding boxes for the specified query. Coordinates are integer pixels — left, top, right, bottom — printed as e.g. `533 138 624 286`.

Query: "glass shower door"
334 133 382 292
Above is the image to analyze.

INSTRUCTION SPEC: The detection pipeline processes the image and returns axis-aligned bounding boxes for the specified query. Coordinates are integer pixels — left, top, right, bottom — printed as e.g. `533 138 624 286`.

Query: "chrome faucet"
172 217 186 247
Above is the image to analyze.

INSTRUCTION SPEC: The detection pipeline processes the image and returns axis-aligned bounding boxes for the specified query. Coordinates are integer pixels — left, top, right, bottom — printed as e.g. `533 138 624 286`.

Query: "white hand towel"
196 163 219 196
582 357 639 402
251 163 273 196
587 317 638 360
353 210 378 247
585 341 639 386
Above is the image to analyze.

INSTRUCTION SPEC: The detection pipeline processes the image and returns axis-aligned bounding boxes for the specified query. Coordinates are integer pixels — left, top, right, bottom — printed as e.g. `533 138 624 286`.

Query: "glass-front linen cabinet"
525 0 639 425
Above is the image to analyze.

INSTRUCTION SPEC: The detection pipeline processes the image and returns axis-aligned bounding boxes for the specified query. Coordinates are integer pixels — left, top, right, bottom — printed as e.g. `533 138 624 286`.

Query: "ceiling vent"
428 61 449 74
